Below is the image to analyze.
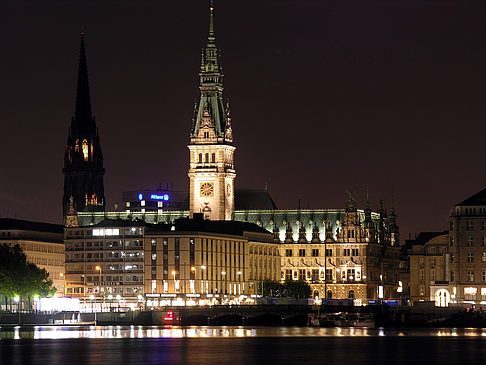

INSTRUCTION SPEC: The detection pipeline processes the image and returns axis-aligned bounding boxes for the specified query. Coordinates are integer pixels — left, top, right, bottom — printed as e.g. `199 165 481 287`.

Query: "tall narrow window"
211 153 215 163
82 139 89 161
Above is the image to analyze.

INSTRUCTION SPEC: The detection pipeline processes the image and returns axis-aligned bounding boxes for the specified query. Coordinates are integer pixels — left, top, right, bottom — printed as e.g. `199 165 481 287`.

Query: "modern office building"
0 218 65 297
64 220 145 308
144 214 280 305
122 188 188 213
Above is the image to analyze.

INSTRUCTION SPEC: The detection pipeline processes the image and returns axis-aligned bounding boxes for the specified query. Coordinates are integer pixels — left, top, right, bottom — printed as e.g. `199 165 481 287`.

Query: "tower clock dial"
200 182 214 197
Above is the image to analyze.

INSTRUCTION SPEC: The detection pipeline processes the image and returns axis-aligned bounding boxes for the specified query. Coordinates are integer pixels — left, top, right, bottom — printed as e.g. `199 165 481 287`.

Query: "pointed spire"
74 33 93 132
208 0 215 45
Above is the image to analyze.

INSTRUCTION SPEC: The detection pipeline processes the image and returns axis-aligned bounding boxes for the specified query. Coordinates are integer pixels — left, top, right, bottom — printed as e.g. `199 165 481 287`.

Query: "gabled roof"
457 188 486 206
235 189 277 210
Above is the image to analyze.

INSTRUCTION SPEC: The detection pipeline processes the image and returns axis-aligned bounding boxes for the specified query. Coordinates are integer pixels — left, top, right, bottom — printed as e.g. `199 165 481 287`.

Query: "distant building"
408 232 449 305
0 218 65 297
64 219 145 307
279 196 400 303
123 188 189 213
449 188 486 305
62 33 105 221
64 215 279 307
144 214 280 305
70 3 402 302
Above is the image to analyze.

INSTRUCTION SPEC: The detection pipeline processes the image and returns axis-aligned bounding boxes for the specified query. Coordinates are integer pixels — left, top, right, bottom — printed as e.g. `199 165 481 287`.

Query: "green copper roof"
191 1 229 140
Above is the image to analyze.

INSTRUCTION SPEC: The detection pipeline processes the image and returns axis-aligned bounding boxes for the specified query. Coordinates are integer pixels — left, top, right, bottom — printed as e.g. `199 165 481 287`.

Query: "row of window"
285 248 359 257
198 153 216 164
451 220 486 231
450 236 486 246
85 275 144 283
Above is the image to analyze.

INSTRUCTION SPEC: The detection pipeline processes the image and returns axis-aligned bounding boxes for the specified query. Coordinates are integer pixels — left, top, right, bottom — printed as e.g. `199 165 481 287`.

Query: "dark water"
1 326 486 364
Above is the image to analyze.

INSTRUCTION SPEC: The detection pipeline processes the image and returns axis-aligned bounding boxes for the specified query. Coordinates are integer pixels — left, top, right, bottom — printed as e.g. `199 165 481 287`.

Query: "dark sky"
1 0 486 238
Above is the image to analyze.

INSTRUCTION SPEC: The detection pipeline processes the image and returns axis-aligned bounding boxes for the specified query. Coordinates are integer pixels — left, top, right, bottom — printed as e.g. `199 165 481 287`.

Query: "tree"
260 280 312 299
0 244 56 310
262 280 284 297
284 280 311 299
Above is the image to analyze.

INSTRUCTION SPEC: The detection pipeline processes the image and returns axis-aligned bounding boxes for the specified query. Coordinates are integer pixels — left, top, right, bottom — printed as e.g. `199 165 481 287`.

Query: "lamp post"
60 272 66 297
237 271 242 295
191 267 196 294
201 265 206 294
81 274 86 300
221 271 226 296
95 266 102 312
172 270 177 293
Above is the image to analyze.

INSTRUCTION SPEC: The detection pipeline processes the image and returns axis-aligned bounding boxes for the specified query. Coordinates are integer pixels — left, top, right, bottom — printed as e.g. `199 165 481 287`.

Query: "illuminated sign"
138 194 143 200
150 194 169 201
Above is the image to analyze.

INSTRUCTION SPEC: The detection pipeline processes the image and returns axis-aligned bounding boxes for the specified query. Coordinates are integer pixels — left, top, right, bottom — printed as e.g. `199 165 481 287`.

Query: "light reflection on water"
2 326 486 340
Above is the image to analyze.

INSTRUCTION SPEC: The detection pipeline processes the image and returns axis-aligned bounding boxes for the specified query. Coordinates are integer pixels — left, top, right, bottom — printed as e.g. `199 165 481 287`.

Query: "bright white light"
37 297 80 312
13 296 20 303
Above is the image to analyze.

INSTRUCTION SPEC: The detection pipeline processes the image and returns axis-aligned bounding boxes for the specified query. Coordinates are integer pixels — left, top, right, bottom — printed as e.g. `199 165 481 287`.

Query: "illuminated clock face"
200 182 214 197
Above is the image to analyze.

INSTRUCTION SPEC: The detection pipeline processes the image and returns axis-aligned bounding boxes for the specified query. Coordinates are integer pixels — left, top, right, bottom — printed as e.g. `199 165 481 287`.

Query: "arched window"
82 139 89 161
326 290 332 299
211 153 215 163
348 290 355 299
198 153 202 163
313 290 319 299
205 153 209 163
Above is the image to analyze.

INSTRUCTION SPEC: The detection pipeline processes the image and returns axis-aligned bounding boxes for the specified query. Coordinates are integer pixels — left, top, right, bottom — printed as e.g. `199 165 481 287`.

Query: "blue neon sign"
138 193 143 201
150 194 169 201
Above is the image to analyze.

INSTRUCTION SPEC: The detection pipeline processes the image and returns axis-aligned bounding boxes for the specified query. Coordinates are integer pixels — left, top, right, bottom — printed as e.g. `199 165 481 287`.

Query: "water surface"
1 326 485 364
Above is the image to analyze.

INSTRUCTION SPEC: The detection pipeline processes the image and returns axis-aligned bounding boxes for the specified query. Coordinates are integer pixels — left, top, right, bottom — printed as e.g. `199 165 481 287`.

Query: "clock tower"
188 1 235 220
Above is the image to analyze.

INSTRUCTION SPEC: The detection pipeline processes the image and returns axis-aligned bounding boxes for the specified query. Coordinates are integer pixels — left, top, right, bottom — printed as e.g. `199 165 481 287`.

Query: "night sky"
1 0 486 238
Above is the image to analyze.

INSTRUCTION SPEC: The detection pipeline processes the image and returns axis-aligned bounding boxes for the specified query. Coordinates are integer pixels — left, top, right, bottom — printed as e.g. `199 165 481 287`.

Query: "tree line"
0 244 56 311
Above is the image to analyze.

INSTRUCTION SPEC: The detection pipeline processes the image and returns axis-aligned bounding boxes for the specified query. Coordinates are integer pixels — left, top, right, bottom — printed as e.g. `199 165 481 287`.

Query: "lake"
1 326 486 364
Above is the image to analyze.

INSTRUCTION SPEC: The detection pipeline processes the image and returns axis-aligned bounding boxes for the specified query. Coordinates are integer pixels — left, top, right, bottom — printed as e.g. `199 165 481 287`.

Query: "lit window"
82 139 89 161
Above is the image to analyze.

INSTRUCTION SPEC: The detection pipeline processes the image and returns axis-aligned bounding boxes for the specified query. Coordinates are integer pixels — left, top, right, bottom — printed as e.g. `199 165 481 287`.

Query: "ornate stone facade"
188 4 235 221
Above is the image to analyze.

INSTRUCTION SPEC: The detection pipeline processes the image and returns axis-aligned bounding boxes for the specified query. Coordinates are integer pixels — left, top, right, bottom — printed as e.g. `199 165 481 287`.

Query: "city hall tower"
188 2 235 220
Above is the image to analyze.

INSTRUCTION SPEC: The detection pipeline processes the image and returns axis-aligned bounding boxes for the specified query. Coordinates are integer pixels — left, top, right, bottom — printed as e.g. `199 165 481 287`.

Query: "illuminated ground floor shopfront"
431 283 486 307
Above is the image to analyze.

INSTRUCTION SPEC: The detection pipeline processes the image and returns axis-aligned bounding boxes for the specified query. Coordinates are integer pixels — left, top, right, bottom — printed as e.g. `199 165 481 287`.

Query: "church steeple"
73 33 94 134
63 33 105 221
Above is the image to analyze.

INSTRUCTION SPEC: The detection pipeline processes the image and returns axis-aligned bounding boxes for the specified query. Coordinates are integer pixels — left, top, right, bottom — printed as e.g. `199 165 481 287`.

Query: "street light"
221 271 226 295
95 266 102 311
237 271 242 295
60 272 66 297
201 266 206 294
191 267 196 294
172 270 177 293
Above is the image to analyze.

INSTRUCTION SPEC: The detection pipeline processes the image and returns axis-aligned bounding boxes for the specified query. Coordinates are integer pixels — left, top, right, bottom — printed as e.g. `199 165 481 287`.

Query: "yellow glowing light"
82 139 89 161
95 266 101 271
